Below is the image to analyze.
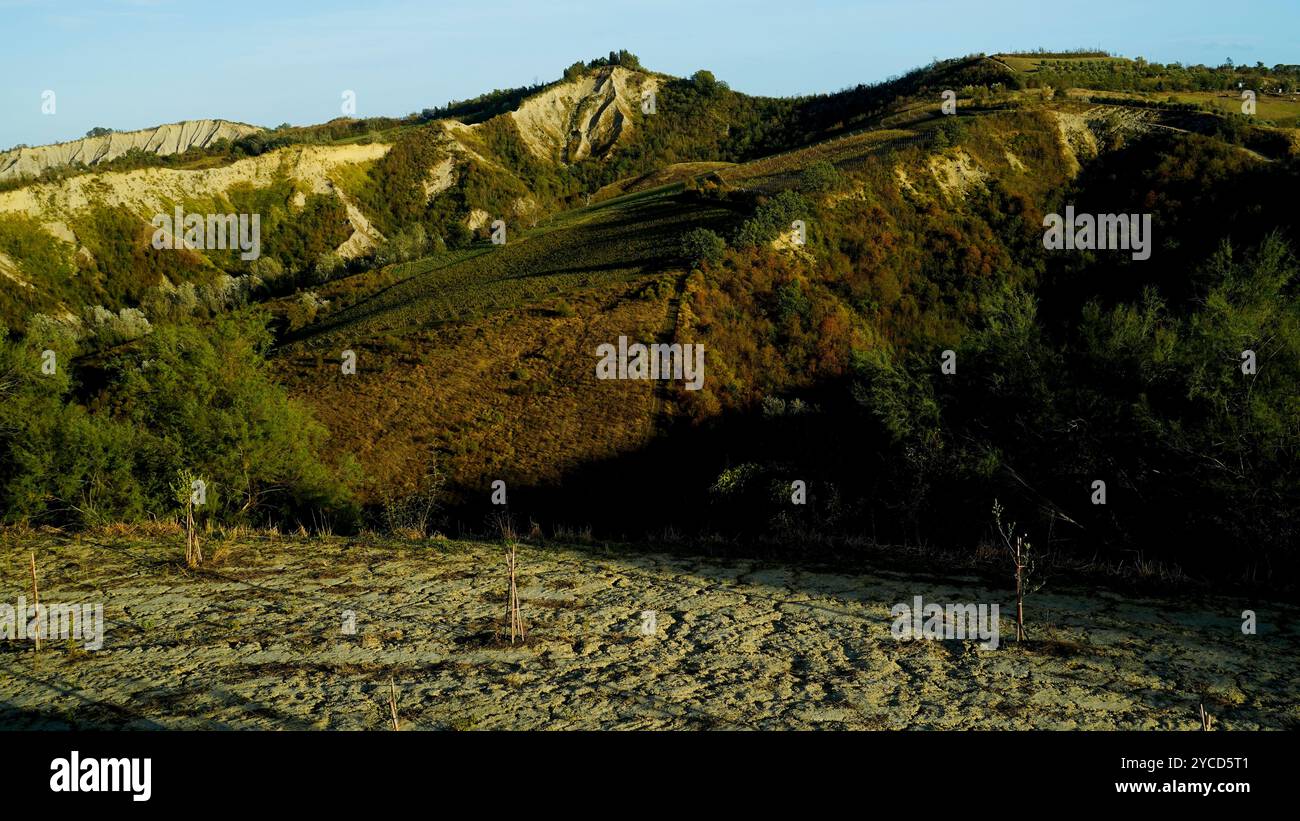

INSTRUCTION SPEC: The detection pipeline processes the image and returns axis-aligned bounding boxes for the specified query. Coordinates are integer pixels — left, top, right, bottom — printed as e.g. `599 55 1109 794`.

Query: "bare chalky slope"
1 533 1294 730
0 119 262 182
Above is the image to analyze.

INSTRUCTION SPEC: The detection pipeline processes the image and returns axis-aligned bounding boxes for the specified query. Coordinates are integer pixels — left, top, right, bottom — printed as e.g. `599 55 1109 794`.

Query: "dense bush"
356 126 447 234
0 310 356 528
852 233 1300 568
799 161 843 193
0 215 81 329
733 191 810 247
679 227 727 266
73 206 211 308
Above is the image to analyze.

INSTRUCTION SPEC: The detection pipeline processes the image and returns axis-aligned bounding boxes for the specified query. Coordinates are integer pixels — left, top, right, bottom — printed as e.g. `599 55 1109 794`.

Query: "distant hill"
0 119 263 182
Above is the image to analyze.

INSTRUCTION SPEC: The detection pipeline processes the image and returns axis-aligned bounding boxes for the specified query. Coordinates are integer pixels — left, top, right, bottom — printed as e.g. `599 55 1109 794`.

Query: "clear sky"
2 0 1297 150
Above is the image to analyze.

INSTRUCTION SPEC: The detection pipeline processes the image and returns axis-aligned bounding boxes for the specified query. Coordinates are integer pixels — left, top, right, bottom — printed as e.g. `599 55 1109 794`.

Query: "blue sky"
2 0 1297 150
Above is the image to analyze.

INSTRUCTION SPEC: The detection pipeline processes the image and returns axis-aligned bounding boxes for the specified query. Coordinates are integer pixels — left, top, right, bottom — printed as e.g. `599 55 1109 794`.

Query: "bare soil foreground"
1 531 1296 730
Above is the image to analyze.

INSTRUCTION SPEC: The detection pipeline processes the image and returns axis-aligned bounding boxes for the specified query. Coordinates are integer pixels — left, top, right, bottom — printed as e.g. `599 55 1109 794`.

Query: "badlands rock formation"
0 119 263 182
509 67 658 163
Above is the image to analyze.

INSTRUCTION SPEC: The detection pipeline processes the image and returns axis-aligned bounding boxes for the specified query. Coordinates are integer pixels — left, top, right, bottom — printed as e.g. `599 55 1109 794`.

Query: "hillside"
0 63 671 328
3 53 1292 327
3 50 1300 584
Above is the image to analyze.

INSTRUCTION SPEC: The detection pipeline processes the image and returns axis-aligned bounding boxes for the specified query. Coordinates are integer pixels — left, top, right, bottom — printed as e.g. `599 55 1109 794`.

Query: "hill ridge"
0 118 263 182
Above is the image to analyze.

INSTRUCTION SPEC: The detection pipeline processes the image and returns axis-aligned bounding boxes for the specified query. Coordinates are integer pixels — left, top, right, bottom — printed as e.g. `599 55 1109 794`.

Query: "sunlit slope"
283 186 738 348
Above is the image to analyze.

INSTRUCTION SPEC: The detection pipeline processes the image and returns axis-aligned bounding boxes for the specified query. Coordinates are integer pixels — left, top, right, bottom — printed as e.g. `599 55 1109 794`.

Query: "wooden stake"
1015 535 1026 642
388 677 401 731
29 552 40 651
507 543 525 643
184 494 202 568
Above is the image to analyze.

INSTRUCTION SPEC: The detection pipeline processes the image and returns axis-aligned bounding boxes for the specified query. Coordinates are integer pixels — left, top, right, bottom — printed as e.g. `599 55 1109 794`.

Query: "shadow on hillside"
435 376 993 557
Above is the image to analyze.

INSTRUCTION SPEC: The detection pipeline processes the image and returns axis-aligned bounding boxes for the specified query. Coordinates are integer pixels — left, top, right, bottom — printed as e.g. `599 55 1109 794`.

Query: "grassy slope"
276 185 743 501
286 186 736 345
273 101 1077 510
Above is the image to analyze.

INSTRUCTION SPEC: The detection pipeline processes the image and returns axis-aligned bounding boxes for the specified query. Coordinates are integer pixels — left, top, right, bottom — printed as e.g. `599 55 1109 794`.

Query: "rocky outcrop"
508 67 659 163
0 119 263 182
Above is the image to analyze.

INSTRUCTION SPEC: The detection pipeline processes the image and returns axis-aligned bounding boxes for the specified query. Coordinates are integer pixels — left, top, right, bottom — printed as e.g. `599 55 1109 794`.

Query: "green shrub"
800 161 842 193
679 227 727 266
734 191 809 247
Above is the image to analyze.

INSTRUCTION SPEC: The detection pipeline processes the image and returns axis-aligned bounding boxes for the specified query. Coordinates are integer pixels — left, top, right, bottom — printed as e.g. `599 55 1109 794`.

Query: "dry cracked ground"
0 531 1296 730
